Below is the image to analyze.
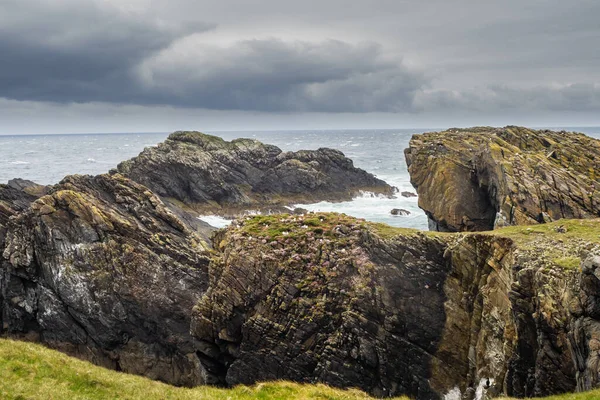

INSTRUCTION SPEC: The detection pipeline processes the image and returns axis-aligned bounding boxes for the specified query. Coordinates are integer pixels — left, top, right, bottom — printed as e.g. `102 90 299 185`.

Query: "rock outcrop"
190 214 600 399
405 126 600 232
1 173 211 386
0 179 46 238
116 131 392 216
2 126 600 400
192 214 449 398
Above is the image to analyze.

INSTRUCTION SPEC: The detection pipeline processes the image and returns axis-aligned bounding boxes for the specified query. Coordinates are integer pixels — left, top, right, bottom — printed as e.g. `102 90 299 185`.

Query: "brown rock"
405 126 600 231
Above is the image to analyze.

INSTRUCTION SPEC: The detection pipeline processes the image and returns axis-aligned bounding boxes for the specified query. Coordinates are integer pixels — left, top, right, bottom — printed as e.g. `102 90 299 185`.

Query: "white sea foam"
443 387 461 400
197 215 232 229
293 191 426 229
10 161 30 165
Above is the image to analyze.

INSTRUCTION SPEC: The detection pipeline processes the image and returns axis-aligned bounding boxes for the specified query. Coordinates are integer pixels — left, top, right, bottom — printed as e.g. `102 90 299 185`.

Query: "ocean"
2 127 599 230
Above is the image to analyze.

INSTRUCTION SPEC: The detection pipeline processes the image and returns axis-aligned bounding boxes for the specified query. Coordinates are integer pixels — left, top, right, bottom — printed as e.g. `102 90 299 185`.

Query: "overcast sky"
1 0 599 134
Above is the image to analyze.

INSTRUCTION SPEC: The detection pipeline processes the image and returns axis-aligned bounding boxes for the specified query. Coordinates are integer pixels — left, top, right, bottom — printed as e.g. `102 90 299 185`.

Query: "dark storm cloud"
1 0 599 115
134 39 426 112
0 0 214 103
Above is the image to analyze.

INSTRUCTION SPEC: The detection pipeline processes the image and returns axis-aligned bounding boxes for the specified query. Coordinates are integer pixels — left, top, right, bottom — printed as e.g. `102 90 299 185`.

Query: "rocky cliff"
405 126 600 232
2 127 600 399
0 179 46 243
2 179 600 398
116 131 392 216
191 213 600 399
1 173 211 386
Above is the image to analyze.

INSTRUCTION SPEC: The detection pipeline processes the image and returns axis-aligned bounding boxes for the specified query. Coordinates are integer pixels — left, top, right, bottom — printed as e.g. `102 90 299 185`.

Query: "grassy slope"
2 339 600 400
0 339 407 400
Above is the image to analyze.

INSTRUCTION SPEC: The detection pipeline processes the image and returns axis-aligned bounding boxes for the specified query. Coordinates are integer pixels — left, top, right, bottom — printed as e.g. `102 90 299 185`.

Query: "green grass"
3 338 600 399
237 213 366 240
0 339 406 400
490 218 600 246
498 391 600 400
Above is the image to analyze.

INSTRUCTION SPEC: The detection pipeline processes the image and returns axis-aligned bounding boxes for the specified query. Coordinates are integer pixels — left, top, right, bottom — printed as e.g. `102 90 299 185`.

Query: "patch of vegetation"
498 390 600 400
489 218 600 248
0 339 407 400
553 256 582 270
237 212 365 240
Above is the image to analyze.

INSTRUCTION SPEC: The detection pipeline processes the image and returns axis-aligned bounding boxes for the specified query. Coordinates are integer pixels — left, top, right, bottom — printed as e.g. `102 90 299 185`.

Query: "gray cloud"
415 83 600 113
135 39 426 111
0 0 214 103
0 0 599 120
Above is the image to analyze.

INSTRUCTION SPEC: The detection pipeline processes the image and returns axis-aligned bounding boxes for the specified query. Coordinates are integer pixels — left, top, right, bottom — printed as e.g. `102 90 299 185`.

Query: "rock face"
190 214 600 399
2 126 600 399
0 180 46 233
1 173 210 386
405 126 600 232
192 214 450 398
116 131 392 215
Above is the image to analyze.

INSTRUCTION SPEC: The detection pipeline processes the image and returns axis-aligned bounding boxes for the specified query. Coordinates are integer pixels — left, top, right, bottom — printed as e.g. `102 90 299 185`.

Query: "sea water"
2 128 599 230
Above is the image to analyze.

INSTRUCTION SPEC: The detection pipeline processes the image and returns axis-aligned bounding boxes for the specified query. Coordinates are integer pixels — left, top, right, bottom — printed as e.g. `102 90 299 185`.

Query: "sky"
1 0 599 134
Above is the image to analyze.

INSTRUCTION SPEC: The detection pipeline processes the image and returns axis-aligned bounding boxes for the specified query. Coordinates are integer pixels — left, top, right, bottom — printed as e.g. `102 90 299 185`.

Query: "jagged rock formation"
405 126 600 232
1 173 211 386
2 127 600 399
190 214 600 399
192 214 449 398
116 131 392 216
0 179 46 242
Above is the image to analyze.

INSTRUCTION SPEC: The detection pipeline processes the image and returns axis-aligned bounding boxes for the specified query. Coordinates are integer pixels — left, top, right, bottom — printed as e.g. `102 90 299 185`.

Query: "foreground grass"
3 339 600 399
0 339 407 400
498 391 600 400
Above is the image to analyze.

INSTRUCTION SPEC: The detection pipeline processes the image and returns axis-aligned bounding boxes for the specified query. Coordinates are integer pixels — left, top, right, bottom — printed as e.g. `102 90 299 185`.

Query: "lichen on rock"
1 173 211 386
405 126 600 232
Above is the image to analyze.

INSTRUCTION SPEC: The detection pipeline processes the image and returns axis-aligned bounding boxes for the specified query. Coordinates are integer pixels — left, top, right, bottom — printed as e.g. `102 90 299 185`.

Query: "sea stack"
405 126 600 232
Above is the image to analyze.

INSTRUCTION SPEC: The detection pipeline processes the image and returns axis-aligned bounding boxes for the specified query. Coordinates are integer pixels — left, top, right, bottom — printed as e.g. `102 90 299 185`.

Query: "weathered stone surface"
1 173 211 386
405 126 600 232
116 131 392 216
1 126 600 400
390 208 410 216
192 214 450 398
190 214 600 399
0 179 46 248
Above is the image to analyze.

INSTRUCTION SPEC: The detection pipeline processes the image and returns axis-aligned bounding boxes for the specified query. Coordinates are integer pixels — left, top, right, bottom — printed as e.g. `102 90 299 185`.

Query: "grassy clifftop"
0 339 408 400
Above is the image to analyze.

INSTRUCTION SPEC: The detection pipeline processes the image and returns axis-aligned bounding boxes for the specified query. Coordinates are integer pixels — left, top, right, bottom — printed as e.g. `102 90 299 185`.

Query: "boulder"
390 208 411 216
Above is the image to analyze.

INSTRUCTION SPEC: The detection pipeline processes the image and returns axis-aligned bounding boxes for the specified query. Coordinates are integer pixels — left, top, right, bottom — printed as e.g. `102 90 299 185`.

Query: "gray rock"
116 131 393 215
390 208 411 216
1 173 211 386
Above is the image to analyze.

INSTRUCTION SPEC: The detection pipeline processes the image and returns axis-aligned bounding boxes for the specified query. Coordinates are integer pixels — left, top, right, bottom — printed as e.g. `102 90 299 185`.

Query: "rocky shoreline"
116 131 394 219
1 128 600 399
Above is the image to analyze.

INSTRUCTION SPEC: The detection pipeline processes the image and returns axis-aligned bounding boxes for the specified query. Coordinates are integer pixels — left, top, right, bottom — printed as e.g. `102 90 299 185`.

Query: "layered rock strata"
1 174 210 386
191 214 600 399
116 131 393 216
405 126 600 232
